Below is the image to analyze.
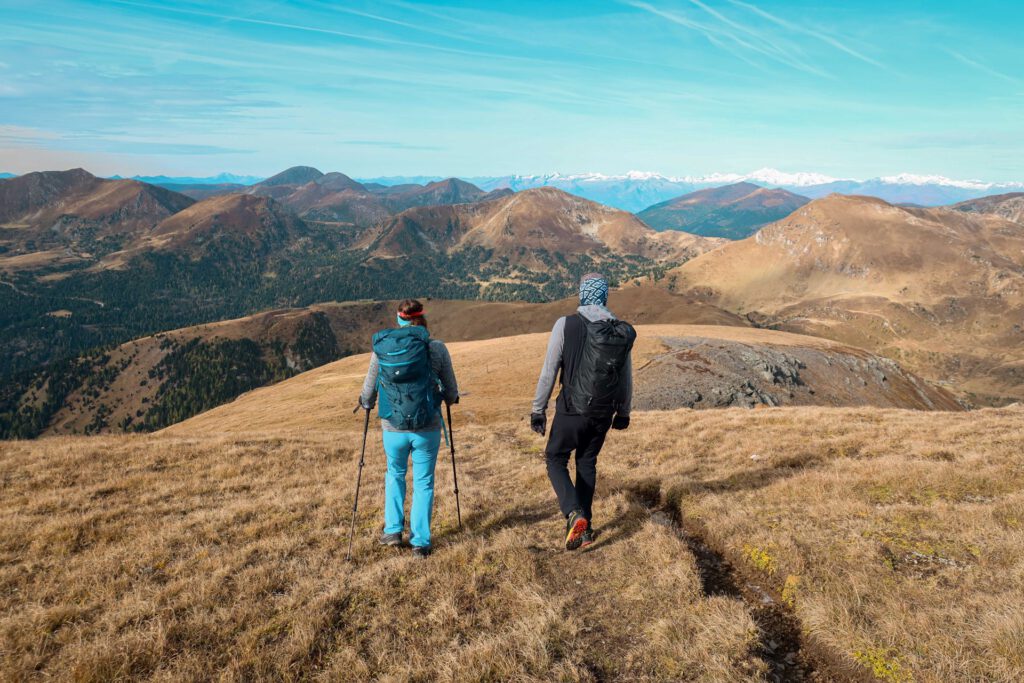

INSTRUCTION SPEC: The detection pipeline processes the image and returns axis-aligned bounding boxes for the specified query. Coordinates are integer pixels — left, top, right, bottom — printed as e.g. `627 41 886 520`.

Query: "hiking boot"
565 510 589 551
411 545 432 559
378 532 402 547
580 528 596 547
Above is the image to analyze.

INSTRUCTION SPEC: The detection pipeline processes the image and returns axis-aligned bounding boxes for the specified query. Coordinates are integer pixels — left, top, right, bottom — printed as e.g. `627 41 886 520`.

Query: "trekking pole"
445 402 463 529
346 405 371 561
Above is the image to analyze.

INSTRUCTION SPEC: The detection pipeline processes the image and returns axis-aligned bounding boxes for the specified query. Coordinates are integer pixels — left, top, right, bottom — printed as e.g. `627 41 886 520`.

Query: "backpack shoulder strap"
565 312 585 342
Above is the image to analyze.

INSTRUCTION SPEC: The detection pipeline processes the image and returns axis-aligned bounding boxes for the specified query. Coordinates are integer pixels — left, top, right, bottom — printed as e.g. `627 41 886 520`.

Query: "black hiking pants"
545 412 612 523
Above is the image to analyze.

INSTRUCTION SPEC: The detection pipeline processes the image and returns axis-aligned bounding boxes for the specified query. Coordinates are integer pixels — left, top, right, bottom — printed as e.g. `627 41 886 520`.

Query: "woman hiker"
359 299 459 558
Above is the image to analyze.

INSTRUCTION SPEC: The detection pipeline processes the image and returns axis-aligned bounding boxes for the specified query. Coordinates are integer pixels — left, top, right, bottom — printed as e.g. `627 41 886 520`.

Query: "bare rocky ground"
633 336 961 411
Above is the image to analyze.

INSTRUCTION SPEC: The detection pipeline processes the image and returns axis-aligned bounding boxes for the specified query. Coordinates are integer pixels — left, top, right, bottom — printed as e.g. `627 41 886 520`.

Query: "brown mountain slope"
297 188 392 232
378 178 488 212
952 191 1024 224
15 287 745 437
253 165 326 188
130 193 307 258
0 169 194 254
160 182 247 200
664 194 1024 404
168 323 959 437
638 182 810 239
244 170 497 230
364 187 722 262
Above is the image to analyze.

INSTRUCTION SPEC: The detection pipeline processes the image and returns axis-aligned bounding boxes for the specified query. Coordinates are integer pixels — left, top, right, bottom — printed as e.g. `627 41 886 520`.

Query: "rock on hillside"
952 192 1024 224
633 335 960 411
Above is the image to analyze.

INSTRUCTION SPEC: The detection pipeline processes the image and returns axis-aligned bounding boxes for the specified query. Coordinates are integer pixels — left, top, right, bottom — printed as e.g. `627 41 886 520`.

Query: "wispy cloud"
626 0 830 78
945 49 1020 85
724 0 885 69
108 0 545 64
339 140 442 151
0 125 249 155
0 125 61 143
312 2 486 46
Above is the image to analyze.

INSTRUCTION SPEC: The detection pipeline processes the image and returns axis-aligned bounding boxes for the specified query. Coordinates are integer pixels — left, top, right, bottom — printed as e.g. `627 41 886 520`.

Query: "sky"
0 0 1022 181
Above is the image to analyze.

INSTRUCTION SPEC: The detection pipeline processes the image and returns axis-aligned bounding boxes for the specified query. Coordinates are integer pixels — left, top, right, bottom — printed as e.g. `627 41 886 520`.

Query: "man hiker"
530 273 636 550
359 299 459 558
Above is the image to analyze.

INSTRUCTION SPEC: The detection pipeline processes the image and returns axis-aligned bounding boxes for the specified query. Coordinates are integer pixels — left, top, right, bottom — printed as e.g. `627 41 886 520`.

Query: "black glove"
612 415 630 430
530 411 547 436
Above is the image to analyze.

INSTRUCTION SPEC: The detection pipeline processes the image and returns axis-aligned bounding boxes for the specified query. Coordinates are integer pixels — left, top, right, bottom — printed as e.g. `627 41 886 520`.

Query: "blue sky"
1 0 1021 180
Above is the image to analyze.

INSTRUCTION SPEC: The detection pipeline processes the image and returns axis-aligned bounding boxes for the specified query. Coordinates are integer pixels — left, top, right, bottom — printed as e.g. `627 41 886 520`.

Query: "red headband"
397 310 424 319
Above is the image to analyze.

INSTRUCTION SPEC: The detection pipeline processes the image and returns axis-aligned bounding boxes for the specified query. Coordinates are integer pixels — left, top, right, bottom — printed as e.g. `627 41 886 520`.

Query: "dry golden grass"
0 427 763 681
3 329 1022 681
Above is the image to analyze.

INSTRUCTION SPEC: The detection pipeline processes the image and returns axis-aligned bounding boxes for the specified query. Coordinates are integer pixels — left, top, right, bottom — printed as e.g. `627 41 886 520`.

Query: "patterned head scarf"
579 272 609 307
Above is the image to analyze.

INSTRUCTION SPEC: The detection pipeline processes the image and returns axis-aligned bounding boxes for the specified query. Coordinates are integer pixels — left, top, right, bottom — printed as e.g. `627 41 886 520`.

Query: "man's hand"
612 415 630 430
530 411 547 436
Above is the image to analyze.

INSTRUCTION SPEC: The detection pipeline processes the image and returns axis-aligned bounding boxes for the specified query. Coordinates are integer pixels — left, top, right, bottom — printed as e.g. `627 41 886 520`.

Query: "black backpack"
565 314 636 418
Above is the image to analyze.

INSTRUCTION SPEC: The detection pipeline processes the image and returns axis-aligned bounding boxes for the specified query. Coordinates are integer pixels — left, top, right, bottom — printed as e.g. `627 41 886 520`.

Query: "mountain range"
413 169 1024 212
3 164 1023 439
0 167 696 382
8 167 1019 212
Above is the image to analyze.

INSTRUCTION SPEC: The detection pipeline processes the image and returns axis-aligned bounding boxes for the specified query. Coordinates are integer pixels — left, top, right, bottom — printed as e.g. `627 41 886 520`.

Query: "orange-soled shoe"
565 510 589 551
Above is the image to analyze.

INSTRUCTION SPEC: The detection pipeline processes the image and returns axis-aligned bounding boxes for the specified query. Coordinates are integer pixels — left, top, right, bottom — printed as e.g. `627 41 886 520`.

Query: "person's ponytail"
398 299 428 330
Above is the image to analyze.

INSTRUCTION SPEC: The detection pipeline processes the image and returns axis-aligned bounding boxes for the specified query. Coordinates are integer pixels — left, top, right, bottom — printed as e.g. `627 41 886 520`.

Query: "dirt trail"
512 474 863 682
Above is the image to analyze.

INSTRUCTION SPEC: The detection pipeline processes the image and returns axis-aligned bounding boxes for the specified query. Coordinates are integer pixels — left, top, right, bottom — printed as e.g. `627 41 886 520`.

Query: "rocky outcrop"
633 336 963 411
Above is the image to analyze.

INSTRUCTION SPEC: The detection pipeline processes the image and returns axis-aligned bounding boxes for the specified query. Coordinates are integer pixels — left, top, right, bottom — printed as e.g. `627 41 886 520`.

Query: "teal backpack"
372 326 440 430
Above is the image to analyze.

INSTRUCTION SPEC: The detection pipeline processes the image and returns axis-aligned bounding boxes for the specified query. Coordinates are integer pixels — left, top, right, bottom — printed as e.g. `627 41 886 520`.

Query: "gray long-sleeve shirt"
532 304 633 416
360 338 459 432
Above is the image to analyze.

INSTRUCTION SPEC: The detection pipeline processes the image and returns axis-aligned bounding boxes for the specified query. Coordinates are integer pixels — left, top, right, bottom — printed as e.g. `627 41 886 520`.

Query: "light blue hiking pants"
382 430 441 548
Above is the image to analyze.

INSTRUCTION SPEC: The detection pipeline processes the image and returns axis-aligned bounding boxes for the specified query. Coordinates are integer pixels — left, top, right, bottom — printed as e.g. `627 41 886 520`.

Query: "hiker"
359 299 459 558
530 273 636 550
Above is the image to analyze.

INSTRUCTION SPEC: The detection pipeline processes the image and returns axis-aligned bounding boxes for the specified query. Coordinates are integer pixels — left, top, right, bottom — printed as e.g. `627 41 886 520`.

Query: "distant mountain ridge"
122 172 262 185
637 182 810 238
464 169 1024 212
85 168 1024 211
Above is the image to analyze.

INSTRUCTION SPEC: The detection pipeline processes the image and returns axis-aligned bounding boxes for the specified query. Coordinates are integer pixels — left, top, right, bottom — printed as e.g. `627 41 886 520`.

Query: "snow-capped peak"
740 168 846 187
496 169 1023 191
875 173 999 190
623 170 670 180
